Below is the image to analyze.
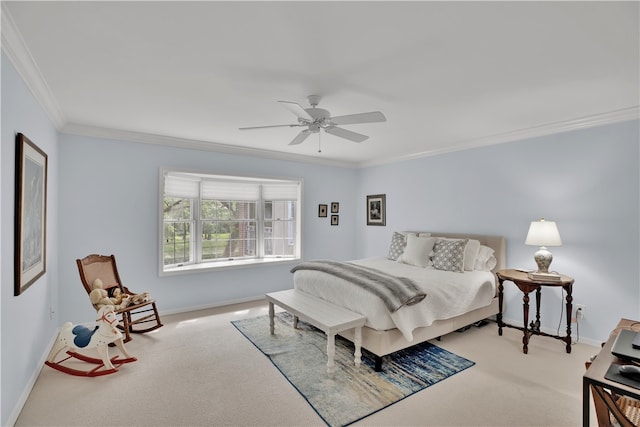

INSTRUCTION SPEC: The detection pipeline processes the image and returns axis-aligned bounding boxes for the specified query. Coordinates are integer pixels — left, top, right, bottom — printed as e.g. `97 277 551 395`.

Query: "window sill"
161 257 300 276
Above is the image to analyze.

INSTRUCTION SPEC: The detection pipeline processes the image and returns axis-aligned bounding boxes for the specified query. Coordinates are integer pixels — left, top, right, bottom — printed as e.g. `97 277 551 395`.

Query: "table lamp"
525 218 562 273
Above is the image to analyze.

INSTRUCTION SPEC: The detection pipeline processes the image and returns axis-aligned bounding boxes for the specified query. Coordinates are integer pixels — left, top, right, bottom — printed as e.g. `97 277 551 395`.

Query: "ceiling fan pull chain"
318 131 322 153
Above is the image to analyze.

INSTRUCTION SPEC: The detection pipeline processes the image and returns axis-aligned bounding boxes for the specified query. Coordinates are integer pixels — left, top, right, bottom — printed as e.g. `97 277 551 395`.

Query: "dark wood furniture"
76 254 163 343
583 318 640 427
496 269 574 354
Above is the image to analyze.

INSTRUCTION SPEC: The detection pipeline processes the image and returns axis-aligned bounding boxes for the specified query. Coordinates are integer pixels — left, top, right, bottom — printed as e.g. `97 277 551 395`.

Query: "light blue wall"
57 134 358 325
1 53 59 424
2 50 639 425
356 120 640 343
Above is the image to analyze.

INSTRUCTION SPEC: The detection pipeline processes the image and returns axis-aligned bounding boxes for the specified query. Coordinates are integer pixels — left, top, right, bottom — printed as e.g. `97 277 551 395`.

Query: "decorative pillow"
432 238 468 273
437 237 480 271
474 245 497 271
398 235 437 268
387 232 408 261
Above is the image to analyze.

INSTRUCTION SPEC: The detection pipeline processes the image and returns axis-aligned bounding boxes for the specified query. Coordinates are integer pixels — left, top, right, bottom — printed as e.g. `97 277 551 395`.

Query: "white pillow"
474 245 497 271
463 239 481 271
398 235 437 268
436 238 480 271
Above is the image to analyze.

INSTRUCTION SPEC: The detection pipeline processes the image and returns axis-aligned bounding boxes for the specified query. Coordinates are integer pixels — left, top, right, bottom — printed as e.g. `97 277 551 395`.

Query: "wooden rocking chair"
76 254 163 343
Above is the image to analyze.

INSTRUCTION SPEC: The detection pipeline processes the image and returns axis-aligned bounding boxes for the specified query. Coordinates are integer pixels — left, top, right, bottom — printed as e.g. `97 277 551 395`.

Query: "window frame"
159 168 302 276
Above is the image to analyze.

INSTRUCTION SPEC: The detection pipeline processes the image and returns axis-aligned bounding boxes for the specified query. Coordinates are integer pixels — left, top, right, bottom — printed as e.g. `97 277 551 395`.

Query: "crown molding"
60 122 358 169
359 106 640 168
1 3 65 128
4 3 636 169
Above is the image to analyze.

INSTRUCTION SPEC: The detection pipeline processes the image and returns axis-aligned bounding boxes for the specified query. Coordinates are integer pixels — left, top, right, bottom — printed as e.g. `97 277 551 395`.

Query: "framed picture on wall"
331 215 339 226
366 194 386 226
318 204 328 217
331 202 339 213
15 133 48 295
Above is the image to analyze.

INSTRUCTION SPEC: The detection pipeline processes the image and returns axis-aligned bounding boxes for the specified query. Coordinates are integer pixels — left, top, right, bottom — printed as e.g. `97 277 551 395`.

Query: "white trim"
158 167 303 275
359 106 640 168
155 294 267 317
4 3 636 169
62 106 639 169
161 257 300 277
5 332 57 427
1 3 65 128
62 122 356 168
501 315 601 348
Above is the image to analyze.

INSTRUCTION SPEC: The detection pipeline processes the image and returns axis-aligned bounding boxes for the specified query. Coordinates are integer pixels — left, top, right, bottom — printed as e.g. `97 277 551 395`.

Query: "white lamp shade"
525 219 562 247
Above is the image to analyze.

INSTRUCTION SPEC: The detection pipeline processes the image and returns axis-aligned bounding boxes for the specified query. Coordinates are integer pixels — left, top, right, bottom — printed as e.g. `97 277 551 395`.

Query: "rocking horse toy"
45 305 137 377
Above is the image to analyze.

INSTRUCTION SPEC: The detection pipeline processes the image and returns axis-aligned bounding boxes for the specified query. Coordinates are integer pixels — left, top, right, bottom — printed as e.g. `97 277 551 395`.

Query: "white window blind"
165 172 299 201
165 174 199 198
201 181 260 200
262 183 299 200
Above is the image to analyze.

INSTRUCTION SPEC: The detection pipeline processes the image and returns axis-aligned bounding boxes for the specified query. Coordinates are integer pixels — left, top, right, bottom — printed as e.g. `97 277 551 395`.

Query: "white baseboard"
501 316 600 347
7 333 58 427
158 294 267 317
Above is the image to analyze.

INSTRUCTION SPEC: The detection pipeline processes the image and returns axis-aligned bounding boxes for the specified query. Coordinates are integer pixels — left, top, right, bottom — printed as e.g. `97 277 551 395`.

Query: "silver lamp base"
533 247 553 273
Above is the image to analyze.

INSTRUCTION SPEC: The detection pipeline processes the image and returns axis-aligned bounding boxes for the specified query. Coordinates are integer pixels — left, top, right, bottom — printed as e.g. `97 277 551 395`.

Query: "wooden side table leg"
565 285 573 353
530 288 541 332
497 280 504 336
354 327 362 368
326 332 336 375
522 292 531 354
269 302 275 335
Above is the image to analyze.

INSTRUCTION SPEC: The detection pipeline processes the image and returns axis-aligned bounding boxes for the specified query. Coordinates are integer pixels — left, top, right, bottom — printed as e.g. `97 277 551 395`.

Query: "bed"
292 232 506 369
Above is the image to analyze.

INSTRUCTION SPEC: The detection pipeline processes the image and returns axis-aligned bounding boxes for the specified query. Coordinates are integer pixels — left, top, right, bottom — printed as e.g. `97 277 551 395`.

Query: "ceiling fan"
239 95 386 146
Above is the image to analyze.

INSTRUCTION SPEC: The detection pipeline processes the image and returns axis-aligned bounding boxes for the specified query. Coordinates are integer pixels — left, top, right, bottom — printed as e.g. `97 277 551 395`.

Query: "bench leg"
269 302 275 335
354 327 362 368
326 332 336 375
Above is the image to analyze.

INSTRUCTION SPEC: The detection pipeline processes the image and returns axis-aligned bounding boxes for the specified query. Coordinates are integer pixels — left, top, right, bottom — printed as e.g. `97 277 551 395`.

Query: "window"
161 169 301 273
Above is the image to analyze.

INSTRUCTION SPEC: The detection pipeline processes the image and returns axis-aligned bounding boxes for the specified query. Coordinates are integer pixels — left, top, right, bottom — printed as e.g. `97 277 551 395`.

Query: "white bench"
265 289 366 374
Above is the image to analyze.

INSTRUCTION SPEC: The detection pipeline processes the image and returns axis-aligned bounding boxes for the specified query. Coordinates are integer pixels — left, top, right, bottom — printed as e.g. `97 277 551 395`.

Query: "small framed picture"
318 204 328 218
331 202 339 213
331 215 339 226
366 194 386 226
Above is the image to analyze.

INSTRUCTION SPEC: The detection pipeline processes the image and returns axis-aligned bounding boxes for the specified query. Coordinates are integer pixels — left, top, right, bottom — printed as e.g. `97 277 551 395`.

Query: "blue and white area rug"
232 312 475 427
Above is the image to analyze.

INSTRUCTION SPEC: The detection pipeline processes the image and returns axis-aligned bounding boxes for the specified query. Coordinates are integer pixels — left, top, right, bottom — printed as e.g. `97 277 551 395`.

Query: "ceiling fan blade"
324 126 369 143
278 101 313 121
330 111 386 125
289 129 312 145
239 124 301 130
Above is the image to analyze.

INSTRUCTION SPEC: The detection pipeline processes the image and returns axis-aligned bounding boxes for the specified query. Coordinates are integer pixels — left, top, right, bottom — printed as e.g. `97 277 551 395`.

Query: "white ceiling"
3 1 639 167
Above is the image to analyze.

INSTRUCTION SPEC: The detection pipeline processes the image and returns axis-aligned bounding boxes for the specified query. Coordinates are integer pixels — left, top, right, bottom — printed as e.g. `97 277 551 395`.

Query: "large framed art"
14 133 48 295
366 194 386 226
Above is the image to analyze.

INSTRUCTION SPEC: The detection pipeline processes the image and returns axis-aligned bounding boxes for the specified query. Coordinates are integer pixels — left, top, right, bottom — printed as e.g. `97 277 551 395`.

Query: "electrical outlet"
576 304 585 320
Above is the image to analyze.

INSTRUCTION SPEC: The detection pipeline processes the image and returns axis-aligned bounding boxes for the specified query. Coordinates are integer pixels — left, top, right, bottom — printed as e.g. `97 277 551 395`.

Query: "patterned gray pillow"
432 238 468 273
387 232 407 260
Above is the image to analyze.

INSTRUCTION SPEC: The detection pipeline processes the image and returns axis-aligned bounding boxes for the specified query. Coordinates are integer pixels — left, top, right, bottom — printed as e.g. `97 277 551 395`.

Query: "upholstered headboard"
407 231 506 274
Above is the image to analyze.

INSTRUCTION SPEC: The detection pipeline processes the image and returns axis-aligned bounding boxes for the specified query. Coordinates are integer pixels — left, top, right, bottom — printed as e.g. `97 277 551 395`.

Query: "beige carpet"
16 300 599 426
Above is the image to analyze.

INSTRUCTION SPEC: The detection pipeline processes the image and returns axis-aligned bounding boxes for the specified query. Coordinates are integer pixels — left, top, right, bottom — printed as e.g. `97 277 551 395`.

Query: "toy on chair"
45 305 137 377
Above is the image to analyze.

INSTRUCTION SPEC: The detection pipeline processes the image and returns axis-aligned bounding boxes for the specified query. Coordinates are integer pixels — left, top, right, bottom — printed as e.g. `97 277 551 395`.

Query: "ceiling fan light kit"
240 95 386 147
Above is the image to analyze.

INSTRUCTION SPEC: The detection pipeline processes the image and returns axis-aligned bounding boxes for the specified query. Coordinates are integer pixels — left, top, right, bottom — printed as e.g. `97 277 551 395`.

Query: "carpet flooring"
232 312 475 427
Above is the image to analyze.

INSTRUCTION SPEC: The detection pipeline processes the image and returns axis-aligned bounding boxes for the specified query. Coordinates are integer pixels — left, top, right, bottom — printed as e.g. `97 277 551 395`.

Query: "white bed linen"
293 257 496 341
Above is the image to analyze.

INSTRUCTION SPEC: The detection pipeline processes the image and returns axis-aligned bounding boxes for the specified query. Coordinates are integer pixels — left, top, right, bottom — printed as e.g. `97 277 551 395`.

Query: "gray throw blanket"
290 260 426 313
